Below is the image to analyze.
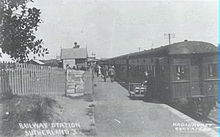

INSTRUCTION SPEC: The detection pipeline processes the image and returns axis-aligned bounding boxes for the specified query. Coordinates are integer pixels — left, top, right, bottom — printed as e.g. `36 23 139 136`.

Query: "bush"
1 94 57 136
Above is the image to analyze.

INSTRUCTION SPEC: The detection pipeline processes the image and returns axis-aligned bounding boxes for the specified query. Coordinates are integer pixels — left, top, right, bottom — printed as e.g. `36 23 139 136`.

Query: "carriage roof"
101 41 217 62
130 41 217 57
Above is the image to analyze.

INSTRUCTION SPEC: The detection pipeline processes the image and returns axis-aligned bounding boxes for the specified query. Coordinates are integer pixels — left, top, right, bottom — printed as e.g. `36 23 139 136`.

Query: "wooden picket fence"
0 62 66 96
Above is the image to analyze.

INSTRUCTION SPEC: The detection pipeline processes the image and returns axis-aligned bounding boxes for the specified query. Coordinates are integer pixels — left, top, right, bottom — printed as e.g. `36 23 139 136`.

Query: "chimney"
73 42 80 48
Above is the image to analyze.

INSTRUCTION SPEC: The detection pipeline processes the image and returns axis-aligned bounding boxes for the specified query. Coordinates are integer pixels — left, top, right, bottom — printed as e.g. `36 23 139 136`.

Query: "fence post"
0 63 68 96
20 65 23 95
64 69 68 96
92 68 94 95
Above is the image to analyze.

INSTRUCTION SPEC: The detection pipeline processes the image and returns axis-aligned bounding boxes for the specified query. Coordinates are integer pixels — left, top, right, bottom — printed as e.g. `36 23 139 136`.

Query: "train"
99 40 218 118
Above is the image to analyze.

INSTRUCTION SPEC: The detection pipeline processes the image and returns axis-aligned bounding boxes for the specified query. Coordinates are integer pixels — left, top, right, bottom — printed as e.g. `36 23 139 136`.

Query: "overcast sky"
1 0 218 60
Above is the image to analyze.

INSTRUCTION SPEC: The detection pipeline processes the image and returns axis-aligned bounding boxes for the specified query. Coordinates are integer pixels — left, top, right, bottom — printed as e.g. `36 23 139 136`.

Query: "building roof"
61 48 88 59
30 59 45 65
40 59 61 67
87 57 99 62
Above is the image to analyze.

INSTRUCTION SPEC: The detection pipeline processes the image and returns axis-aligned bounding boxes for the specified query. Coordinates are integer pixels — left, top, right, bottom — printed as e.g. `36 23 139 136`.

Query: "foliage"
0 0 48 62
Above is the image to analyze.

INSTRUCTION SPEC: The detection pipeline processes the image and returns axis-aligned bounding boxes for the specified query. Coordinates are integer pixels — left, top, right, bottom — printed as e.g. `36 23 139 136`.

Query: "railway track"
206 106 218 125
190 108 219 132
206 116 218 125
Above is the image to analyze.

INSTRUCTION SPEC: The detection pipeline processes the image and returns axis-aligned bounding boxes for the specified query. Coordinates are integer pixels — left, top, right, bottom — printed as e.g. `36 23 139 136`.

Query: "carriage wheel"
195 98 212 119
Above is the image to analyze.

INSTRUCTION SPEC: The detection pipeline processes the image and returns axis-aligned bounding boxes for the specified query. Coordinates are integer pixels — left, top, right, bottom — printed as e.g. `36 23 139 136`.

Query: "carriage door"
190 57 202 96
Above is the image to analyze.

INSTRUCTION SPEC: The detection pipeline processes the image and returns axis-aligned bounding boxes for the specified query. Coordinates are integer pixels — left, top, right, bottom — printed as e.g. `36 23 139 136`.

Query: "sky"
0 0 218 61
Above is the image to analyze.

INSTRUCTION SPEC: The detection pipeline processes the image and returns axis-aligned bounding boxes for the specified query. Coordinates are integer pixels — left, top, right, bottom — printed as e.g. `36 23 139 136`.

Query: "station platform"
93 76 218 137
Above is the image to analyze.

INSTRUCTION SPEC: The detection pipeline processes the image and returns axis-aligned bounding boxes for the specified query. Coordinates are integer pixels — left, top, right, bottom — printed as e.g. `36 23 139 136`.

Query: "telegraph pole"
168 34 171 45
164 33 175 45
91 52 96 58
91 52 96 95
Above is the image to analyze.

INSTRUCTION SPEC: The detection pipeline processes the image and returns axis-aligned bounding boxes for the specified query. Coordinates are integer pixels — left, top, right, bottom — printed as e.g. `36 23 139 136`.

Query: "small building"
40 59 62 68
29 59 45 66
61 48 88 69
87 57 99 67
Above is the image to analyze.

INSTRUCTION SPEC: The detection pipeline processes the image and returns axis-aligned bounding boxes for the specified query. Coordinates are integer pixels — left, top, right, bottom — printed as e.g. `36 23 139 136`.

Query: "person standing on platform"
101 65 108 82
108 66 115 82
94 64 99 77
98 65 101 77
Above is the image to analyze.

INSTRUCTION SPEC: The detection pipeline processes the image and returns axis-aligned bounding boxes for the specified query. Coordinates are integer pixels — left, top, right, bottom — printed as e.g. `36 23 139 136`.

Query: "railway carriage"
99 41 218 117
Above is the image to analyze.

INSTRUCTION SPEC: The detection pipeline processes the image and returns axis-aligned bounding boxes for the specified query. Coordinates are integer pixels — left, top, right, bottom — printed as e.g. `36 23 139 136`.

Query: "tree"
0 0 48 62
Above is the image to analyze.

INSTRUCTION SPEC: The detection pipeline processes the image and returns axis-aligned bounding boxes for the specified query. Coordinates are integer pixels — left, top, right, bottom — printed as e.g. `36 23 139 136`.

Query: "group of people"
94 64 116 82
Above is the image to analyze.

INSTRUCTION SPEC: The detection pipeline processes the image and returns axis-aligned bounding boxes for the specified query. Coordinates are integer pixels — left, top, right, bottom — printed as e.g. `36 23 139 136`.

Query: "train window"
208 64 217 78
148 65 151 71
159 66 166 79
175 65 189 80
151 58 154 63
152 66 155 76
191 57 201 65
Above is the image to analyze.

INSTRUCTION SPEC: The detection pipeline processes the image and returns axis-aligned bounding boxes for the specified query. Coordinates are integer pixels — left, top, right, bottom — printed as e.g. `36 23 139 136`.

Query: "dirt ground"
0 94 95 137
53 95 96 137
0 70 95 137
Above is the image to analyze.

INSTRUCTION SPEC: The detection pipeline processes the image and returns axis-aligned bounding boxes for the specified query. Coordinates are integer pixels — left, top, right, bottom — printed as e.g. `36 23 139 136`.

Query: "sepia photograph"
0 0 218 137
